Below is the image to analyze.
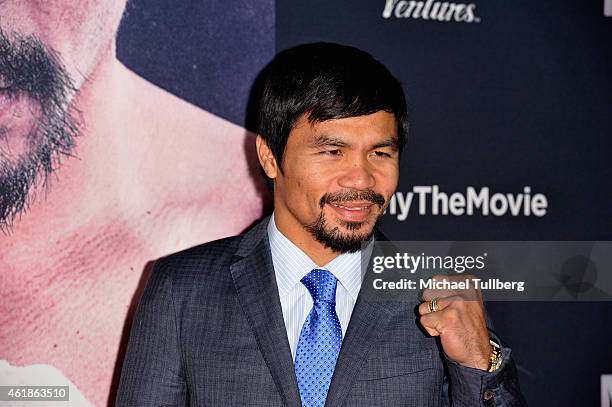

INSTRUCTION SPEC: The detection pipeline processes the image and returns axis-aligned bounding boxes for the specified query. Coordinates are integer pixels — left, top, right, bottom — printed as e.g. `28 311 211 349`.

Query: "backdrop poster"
0 1 273 405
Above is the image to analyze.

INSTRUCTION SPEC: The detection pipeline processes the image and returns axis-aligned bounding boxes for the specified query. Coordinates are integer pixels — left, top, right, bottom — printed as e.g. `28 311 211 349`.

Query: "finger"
419 305 461 336
419 309 444 337
421 324 440 337
420 297 484 335
417 295 463 315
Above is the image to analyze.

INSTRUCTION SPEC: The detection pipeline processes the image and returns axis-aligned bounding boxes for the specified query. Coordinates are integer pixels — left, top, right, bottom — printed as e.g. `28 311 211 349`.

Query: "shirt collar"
267 213 372 301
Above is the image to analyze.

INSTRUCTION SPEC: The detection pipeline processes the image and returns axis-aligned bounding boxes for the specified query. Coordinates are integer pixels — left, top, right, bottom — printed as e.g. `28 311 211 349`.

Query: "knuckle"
445 307 460 323
453 298 466 310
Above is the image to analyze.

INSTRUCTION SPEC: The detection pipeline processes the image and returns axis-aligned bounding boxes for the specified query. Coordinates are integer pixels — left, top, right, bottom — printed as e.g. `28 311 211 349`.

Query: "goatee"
0 27 79 232
305 189 386 253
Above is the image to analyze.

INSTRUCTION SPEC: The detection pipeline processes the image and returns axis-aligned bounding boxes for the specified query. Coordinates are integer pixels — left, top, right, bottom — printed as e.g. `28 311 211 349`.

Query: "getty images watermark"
371 251 525 293
360 242 612 302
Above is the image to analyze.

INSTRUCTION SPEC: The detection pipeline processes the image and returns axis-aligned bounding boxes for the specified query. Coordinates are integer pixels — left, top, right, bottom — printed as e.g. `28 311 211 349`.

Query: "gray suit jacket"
116 217 526 406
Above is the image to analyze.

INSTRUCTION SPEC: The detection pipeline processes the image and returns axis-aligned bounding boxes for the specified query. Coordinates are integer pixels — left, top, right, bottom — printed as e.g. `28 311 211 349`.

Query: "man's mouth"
1 67 19 122
0 73 12 90
0 86 13 113
328 201 374 222
0 89 21 121
0 89 40 157
0 75 32 128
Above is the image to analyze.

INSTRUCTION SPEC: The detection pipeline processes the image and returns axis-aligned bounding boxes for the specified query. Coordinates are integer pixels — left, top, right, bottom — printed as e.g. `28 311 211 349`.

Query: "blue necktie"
294 269 343 407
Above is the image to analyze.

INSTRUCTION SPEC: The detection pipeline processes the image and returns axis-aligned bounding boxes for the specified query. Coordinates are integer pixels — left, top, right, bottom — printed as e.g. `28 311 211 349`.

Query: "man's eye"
372 151 392 158
320 149 342 156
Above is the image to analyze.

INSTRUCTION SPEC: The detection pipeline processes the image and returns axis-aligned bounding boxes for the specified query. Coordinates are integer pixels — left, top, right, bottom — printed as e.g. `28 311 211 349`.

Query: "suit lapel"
325 235 407 407
230 218 301 407
324 287 397 407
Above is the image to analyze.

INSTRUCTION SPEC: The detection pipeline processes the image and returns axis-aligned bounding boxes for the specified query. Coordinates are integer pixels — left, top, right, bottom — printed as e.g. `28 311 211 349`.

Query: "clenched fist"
418 275 493 371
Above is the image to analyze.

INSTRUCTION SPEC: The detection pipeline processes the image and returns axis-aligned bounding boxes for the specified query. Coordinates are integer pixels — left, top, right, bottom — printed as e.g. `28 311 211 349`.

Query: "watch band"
488 340 503 372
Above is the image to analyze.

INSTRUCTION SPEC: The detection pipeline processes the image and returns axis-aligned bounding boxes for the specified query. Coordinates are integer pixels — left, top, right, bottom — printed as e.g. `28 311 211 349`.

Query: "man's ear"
256 135 278 179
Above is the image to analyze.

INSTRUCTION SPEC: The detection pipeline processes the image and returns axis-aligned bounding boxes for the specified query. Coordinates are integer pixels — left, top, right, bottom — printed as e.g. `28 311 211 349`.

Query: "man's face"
0 0 126 229
272 110 400 253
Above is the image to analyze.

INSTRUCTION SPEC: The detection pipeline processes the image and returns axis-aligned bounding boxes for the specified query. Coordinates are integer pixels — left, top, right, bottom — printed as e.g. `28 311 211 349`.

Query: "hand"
418 275 492 371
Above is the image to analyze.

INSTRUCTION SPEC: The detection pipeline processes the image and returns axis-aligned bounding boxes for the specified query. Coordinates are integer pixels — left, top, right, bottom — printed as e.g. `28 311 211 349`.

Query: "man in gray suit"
116 43 526 406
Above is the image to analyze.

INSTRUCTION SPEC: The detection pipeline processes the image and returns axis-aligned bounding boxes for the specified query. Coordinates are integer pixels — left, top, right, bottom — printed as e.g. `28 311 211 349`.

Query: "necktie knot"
301 268 338 305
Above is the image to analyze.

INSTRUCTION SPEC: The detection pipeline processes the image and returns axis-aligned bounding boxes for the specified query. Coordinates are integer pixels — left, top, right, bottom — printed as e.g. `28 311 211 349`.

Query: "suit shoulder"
154 235 242 277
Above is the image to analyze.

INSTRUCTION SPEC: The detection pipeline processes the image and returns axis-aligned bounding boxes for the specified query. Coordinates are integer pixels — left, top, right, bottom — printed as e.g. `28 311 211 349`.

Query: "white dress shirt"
267 213 373 360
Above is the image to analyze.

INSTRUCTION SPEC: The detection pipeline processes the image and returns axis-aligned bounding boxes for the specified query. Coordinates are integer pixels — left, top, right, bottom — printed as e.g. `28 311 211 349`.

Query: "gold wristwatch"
488 340 502 372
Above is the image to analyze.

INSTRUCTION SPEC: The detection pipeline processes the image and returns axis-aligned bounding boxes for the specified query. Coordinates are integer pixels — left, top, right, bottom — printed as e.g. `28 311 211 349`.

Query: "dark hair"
257 42 409 168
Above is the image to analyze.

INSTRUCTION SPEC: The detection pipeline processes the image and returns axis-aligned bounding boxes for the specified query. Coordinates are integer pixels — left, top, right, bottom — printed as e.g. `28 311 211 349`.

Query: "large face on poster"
0 0 272 405
0 0 122 227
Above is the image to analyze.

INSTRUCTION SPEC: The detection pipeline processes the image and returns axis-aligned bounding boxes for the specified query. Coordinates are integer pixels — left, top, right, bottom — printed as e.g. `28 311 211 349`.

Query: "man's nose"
337 158 376 190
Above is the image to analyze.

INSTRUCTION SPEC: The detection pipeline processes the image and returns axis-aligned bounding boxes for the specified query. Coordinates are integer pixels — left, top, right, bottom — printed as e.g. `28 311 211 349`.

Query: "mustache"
0 27 74 105
319 190 386 208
